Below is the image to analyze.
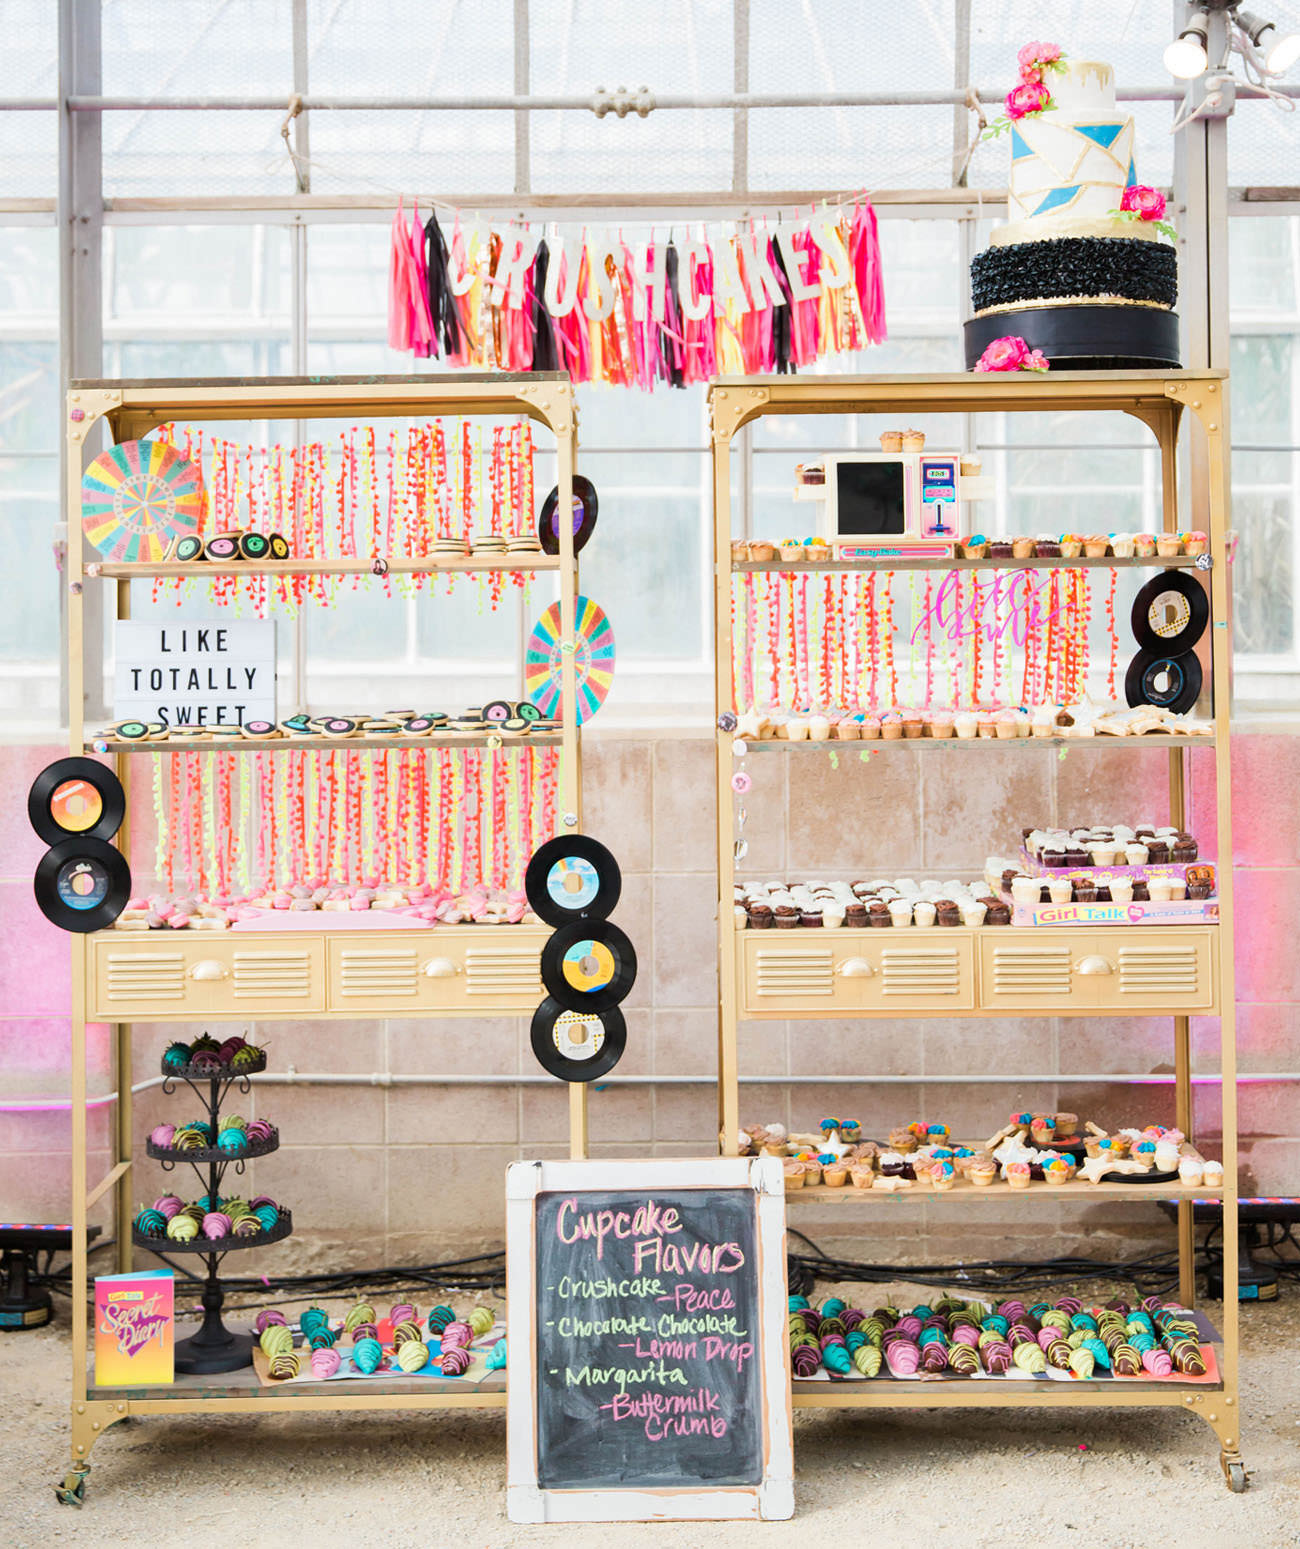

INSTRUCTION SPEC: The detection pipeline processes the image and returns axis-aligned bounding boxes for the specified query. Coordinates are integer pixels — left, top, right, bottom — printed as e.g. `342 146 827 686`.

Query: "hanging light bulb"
1165 12 1211 77
1263 28 1300 74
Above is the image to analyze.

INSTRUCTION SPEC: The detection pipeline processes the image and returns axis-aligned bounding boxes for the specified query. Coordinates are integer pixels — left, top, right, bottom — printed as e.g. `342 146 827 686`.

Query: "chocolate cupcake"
1146 840 1170 864
1187 879 1212 900
748 903 773 929
1131 880 1150 901
1174 836 1197 862
774 905 800 929
988 541 1013 558
867 901 892 927
934 899 961 926
800 908 824 927
985 902 1012 925
1073 880 1097 902
1094 885 1111 902
844 904 868 928
1065 846 1089 867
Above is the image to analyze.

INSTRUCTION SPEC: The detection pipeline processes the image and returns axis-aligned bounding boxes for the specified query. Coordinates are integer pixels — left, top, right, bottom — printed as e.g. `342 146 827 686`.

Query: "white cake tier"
990 212 1160 249
1048 59 1115 117
1008 113 1136 229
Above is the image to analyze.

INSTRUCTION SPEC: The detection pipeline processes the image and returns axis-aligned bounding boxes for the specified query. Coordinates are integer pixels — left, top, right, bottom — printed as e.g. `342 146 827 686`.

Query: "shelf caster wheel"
1221 1455 1248 1493
55 1464 90 1507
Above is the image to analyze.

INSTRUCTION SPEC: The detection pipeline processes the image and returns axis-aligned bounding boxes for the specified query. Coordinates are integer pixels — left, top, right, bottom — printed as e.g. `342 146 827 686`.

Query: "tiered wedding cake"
963 50 1179 369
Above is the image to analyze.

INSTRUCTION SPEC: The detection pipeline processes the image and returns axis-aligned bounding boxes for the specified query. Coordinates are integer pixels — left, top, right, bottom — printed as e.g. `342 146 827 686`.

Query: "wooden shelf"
731 554 1205 573
792 1376 1222 1407
788 1179 1222 1204
87 733 560 753
735 733 1211 751
87 553 557 579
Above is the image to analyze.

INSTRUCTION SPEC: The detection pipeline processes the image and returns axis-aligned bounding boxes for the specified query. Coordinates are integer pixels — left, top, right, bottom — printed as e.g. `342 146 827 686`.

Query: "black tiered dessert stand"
134 1048 292 1374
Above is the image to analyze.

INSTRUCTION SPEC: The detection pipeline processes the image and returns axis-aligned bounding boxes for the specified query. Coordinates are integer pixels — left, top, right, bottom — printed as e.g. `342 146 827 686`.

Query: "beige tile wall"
2 732 1296 1275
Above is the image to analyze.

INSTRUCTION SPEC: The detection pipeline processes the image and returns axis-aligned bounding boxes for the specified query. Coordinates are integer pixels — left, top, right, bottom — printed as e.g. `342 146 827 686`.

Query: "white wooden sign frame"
506 1155 794 1523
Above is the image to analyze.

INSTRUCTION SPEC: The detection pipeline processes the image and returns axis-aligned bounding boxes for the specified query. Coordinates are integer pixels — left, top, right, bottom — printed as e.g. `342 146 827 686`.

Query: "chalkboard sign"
506 1157 793 1523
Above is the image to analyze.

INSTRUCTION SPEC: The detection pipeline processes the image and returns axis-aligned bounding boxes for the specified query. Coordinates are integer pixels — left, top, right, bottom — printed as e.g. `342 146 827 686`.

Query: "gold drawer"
90 935 326 1020
739 930 976 1016
979 928 1218 1014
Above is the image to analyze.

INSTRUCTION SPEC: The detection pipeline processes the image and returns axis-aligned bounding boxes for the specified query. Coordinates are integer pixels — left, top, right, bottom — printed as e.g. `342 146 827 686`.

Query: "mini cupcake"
1055 1112 1080 1139
962 535 989 560
1110 533 1135 558
1083 534 1110 558
779 539 805 561
1012 536 1036 560
860 715 882 740
954 711 978 740
927 709 956 739
1134 533 1157 557
1183 530 1208 557
880 711 904 741
822 1160 849 1188
749 540 777 561
901 429 926 452
1036 535 1062 558
1006 1161 1032 1190
782 1159 806 1190
1043 1157 1071 1186
850 1163 875 1190
805 537 832 563
1030 1115 1057 1146
977 713 997 739
1156 533 1182 557
902 711 925 740
889 1125 920 1155
988 539 1013 559
969 1156 997 1187
1059 534 1083 558
994 709 1018 740
879 430 904 453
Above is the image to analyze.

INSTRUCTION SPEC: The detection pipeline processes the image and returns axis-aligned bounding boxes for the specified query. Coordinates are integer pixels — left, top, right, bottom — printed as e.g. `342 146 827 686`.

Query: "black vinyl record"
1131 571 1208 653
541 919 636 1013
525 834 621 927
530 998 627 1082
28 759 125 846
1125 648 1203 714
34 837 131 933
537 475 598 556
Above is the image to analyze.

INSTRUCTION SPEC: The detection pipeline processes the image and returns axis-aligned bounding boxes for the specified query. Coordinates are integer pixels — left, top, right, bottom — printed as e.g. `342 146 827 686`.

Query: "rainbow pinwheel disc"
81 439 205 562
523 595 615 724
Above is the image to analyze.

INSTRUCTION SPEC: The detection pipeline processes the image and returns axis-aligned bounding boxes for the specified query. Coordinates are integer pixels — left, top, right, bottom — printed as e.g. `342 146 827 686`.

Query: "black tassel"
424 211 461 359
661 242 686 389
531 239 559 372
769 233 795 376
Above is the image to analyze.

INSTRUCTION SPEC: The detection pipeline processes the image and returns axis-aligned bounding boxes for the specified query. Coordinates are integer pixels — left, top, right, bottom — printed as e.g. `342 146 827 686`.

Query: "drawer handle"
189 959 229 982
1074 955 1115 976
423 957 460 978
837 958 874 978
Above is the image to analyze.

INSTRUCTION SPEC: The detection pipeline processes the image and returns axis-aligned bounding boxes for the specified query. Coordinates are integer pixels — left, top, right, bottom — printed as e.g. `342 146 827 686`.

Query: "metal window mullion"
733 0 749 197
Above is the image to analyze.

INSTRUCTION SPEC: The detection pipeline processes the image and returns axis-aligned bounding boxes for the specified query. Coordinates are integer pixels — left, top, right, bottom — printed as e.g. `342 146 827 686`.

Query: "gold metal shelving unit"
61 374 582 1501
708 371 1244 1490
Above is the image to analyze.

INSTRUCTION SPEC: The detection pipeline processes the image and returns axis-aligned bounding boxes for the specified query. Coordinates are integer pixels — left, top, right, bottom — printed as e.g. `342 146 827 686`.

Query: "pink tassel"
387 199 414 352
851 199 888 347
408 200 435 357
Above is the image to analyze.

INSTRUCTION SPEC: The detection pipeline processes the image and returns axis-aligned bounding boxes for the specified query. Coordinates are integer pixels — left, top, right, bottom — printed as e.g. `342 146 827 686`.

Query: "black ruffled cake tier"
970 236 1177 315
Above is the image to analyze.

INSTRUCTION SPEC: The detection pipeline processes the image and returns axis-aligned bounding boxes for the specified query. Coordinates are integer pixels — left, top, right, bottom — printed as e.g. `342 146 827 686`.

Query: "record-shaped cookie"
525 834 621 927
239 531 271 561
34 837 131 933
28 759 125 846
1125 648 1203 715
168 535 206 563
482 699 513 724
541 919 636 1013
524 595 615 724
530 999 626 1082
537 475 598 556
204 532 242 561
268 533 290 560
81 439 204 563
1131 571 1208 652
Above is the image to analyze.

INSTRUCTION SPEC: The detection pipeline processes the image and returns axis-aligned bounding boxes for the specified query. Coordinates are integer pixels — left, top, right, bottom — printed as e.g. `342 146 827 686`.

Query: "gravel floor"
2 1283 1297 1549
